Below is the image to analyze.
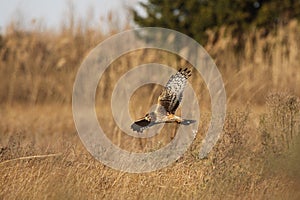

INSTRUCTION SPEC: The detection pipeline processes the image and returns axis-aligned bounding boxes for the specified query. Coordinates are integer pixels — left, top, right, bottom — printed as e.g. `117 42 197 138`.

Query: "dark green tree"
132 0 300 44
133 0 260 44
133 0 215 44
256 0 300 28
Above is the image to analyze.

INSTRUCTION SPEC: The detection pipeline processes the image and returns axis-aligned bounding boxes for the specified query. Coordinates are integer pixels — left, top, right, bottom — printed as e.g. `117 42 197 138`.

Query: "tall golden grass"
0 17 300 199
1 19 299 105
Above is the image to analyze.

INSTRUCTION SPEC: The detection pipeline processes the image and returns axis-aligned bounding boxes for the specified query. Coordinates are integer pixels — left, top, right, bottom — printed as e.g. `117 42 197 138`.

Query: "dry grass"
1 98 299 199
0 18 300 199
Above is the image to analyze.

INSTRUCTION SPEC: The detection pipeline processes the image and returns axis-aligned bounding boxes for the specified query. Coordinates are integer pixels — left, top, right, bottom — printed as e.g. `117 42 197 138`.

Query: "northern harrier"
131 68 196 133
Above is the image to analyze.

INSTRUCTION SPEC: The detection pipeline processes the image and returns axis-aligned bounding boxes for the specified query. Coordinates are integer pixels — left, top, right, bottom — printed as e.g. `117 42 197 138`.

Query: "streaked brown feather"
131 67 194 133
158 67 191 114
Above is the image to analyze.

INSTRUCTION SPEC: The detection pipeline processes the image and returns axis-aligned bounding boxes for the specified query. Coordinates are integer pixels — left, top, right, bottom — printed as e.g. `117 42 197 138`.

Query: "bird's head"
144 112 157 122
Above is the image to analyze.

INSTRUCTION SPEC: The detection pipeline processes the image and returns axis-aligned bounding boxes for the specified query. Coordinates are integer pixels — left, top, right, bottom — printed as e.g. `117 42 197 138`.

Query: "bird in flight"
131 67 196 133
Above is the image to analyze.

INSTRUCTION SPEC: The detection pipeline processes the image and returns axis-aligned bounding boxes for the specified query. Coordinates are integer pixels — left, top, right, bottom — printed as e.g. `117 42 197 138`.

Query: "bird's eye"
145 115 151 121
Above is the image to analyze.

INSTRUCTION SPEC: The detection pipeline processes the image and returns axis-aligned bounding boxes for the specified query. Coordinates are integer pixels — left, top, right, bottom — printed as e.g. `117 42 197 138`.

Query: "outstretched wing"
131 118 155 133
157 68 191 114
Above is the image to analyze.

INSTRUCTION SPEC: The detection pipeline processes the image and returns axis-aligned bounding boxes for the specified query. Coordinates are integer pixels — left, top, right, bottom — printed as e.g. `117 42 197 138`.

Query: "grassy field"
0 19 300 199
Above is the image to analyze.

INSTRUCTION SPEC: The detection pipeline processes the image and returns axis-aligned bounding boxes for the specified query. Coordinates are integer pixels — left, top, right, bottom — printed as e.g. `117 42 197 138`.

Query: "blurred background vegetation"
134 0 300 44
0 0 299 105
0 0 299 199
